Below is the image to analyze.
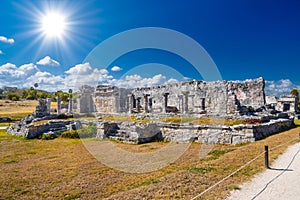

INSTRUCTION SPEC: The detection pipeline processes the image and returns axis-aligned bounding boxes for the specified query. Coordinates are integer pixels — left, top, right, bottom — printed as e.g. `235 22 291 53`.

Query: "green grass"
3 160 18 164
64 194 81 200
206 149 235 160
294 119 300 125
188 166 216 174
0 123 11 127
12 187 22 193
26 151 37 155
228 185 240 190
130 179 161 189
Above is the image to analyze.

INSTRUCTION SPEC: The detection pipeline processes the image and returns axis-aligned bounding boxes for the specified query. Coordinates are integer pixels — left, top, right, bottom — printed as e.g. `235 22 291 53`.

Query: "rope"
191 136 299 200
191 152 265 200
251 148 300 199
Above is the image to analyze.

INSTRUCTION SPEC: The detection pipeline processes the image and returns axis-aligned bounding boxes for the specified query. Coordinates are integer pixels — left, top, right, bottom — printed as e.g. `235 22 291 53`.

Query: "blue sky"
0 0 300 96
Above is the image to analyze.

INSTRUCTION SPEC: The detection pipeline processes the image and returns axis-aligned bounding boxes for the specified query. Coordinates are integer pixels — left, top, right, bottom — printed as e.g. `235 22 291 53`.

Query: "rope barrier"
191 136 299 200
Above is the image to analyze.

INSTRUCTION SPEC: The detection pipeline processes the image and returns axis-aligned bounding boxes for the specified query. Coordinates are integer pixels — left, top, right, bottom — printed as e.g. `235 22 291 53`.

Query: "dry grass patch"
101 115 150 123
0 126 299 199
0 100 38 119
0 100 57 120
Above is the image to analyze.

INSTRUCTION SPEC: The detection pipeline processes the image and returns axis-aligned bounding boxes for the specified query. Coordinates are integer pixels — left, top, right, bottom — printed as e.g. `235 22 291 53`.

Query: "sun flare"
41 12 66 38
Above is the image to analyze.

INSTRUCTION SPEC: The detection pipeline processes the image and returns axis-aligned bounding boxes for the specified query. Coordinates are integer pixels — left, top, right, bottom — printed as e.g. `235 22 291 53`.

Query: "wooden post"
265 145 269 169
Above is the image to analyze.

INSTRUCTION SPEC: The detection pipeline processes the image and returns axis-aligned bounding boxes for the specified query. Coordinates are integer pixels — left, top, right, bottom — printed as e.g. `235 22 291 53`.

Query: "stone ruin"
6 98 80 139
77 77 266 115
5 77 298 143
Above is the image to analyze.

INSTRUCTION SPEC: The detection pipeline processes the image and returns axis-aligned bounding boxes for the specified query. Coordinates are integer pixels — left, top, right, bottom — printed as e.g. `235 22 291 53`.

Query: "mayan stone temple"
77 77 266 115
6 77 297 144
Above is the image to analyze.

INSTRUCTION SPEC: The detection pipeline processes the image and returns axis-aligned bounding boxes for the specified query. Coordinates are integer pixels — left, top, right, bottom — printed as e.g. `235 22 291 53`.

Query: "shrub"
57 114 70 119
77 123 97 138
41 133 55 140
7 93 20 101
60 130 79 138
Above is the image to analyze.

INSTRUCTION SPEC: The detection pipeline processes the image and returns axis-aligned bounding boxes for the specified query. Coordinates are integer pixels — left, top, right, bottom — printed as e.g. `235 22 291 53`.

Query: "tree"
68 89 73 98
34 83 39 88
7 93 20 101
291 88 299 98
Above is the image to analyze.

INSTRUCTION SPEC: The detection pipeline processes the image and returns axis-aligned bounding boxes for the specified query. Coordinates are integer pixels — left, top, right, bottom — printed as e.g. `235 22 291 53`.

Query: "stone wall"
96 121 161 144
77 77 265 115
77 85 96 113
95 118 293 145
7 120 81 139
130 77 265 115
160 119 293 144
276 94 298 113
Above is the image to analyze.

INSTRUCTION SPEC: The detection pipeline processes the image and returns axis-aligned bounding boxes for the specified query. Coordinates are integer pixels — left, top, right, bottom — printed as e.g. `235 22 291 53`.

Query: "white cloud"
24 71 64 89
265 79 300 97
66 63 92 75
111 66 122 72
36 56 60 66
64 63 113 90
115 74 169 88
0 61 182 92
0 63 40 88
0 50 3 54
0 36 14 44
166 78 179 84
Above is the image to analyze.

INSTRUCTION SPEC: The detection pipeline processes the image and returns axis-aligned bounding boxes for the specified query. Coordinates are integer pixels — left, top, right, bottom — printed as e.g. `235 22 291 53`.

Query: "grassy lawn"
0 100 38 119
0 100 57 121
1 100 300 199
0 126 299 199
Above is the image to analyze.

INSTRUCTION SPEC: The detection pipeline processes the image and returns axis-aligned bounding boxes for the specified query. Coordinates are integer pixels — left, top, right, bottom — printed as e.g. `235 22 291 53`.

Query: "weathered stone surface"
78 77 266 115
276 94 298 113
77 85 96 113
6 120 81 139
33 99 48 118
96 121 161 143
94 118 293 145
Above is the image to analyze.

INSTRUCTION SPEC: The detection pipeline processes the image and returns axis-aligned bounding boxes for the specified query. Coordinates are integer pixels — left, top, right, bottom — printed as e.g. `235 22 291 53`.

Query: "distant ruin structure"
276 94 299 113
76 77 266 115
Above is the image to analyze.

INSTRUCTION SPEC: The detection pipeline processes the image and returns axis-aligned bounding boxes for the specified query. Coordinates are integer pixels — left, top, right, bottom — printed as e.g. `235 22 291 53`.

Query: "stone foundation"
95 118 293 144
6 120 81 139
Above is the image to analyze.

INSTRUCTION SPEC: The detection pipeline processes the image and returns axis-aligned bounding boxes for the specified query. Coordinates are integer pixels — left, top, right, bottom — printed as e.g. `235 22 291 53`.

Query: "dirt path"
227 141 300 200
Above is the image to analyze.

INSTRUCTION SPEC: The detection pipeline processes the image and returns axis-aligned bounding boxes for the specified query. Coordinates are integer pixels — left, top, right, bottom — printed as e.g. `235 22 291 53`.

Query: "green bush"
41 133 55 140
7 93 20 101
77 123 97 138
60 130 79 138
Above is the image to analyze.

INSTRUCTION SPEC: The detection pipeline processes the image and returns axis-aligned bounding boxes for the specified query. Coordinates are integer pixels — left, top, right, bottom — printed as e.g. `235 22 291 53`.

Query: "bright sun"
41 12 66 38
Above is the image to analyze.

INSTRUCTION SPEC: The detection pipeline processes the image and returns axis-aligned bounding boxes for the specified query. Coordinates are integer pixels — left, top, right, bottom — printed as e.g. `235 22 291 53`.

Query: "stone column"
68 97 73 114
137 97 141 113
182 91 189 114
57 96 61 115
144 94 150 113
128 94 134 114
163 93 170 113
46 98 51 115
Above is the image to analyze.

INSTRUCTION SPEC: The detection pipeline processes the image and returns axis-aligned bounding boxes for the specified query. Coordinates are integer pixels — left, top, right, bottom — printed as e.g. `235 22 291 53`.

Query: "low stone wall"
160 119 293 144
7 120 81 139
96 121 161 144
95 119 293 144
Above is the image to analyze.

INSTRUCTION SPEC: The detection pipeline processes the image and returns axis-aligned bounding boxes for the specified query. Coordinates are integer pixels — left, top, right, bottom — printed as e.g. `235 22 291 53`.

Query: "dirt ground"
1 126 299 199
